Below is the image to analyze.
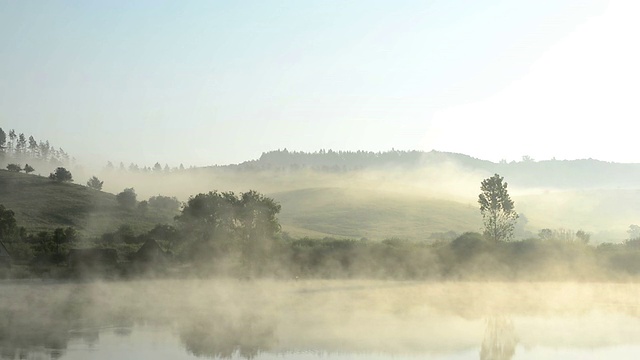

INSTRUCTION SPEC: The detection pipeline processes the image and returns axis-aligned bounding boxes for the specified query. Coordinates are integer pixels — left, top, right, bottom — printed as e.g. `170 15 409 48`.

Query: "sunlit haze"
2 0 635 167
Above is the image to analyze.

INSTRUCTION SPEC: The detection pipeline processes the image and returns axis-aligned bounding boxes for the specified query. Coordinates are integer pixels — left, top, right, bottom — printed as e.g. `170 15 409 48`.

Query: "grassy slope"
97 167 486 241
0 168 482 241
7 164 633 242
273 187 481 240
0 170 174 237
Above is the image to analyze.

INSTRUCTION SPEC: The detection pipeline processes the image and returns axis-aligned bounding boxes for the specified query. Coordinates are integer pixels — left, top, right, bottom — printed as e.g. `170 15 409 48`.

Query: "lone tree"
24 164 35 174
49 167 73 182
478 173 518 242
86 176 104 191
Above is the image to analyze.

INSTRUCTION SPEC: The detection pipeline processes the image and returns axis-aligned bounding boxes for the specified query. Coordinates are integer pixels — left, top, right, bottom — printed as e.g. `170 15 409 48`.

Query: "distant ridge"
236 149 490 171
221 149 640 189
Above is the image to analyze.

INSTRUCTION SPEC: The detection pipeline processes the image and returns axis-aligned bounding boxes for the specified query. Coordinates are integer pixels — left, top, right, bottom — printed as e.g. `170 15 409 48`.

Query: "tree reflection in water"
480 316 517 360
179 313 275 359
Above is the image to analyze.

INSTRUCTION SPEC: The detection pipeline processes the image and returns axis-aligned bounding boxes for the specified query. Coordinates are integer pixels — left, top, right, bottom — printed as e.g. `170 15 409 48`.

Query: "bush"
148 195 181 213
86 176 104 191
116 188 137 209
49 167 73 182
6 164 21 172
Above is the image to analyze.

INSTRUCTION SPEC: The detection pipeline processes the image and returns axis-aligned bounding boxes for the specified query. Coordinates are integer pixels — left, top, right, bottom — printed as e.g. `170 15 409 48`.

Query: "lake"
1 280 640 359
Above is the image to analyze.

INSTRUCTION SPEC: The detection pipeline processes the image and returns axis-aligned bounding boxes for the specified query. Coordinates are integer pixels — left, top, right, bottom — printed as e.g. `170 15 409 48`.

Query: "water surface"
1 280 639 359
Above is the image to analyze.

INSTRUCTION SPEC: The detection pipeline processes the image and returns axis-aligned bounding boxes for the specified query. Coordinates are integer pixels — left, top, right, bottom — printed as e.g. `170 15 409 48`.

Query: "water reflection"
480 316 517 360
180 313 275 359
1 281 640 359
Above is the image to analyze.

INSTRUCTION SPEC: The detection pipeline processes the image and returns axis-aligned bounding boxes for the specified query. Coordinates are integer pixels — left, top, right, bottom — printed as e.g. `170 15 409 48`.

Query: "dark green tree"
49 167 73 182
24 164 35 174
86 176 104 191
478 174 518 242
116 188 137 209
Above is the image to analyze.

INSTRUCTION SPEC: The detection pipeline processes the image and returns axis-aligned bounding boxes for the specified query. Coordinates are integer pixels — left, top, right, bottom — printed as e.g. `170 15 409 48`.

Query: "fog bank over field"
86 151 640 242
3 145 637 242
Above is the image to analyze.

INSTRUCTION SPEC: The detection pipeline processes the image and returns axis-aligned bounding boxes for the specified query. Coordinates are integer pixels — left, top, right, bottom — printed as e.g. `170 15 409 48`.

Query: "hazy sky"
2 0 637 167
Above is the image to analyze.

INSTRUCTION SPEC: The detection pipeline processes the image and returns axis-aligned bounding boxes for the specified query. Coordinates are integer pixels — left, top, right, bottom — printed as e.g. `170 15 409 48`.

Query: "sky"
1 0 638 167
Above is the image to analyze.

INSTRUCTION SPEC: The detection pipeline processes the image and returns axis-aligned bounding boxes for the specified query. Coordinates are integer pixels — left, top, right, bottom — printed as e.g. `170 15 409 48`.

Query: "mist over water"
2 0 639 358
2 279 640 359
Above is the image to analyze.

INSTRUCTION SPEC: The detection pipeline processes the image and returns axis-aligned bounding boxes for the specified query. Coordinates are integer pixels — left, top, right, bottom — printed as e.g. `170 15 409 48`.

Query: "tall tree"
38 140 51 161
8 130 16 154
0 128 6 154
28 136 38 157
16 133 27 156
478 174 518 242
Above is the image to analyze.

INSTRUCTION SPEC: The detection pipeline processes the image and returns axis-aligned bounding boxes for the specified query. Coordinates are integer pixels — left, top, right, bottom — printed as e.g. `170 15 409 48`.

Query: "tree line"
0 127 71 167
103 161 188 173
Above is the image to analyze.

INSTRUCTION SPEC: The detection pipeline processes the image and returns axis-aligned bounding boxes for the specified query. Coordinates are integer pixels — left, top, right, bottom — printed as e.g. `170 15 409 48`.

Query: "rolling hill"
0 170 175 237
274 187 481 240
4 148 640 243
0 168 482 241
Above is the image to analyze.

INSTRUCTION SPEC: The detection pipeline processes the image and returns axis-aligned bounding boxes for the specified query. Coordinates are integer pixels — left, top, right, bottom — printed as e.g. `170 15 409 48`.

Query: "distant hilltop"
216 149 640 189
230 149 490 170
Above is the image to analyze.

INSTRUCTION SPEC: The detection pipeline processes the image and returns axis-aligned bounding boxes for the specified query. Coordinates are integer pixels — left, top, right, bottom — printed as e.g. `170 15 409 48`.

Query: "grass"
0 170 482 241
273 187 482 241
0 170 176 237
